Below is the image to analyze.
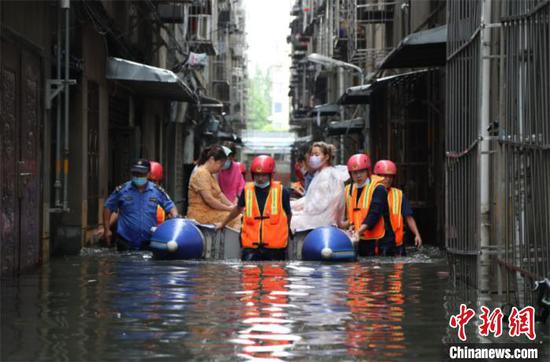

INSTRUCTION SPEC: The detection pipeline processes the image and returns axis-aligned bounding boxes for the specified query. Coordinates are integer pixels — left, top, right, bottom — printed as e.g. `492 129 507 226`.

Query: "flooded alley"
2 0 550 360
2 248 548 361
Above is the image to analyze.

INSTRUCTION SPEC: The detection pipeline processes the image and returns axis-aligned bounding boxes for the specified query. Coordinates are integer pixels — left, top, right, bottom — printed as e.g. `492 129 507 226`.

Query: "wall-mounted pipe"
62 0 71 211
54 4 62 208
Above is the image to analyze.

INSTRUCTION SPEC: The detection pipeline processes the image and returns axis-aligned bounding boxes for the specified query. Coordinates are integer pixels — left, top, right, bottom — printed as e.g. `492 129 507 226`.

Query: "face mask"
132 176 148 187
222 159 232 170
254 181 270 189
308 155 323 169
301 167 307 175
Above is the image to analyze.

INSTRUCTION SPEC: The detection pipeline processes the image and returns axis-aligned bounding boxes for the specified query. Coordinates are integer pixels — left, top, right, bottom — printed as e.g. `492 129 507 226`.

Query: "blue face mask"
254 181 270 189
132 176 148 187
222 159 232 170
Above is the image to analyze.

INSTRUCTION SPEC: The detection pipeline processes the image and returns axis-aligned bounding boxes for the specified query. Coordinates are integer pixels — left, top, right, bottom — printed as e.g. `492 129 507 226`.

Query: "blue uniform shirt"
105 181 175 248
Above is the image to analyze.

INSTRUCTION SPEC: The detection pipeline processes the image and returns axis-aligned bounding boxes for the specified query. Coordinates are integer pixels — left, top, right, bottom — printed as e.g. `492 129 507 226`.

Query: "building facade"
0 0 248 275
288 0 550 308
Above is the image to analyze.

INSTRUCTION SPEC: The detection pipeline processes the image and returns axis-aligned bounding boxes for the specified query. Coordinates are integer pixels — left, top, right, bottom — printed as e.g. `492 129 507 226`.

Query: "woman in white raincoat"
290 142 349 232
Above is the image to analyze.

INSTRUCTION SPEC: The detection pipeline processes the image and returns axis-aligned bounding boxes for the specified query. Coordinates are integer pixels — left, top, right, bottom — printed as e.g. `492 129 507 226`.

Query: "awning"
374 69 430 84
309 103 340 116
337 84 372 105
338 69 430 105
199 95 224 108
378 25 447 69
106 57 195 102
326 118 364 136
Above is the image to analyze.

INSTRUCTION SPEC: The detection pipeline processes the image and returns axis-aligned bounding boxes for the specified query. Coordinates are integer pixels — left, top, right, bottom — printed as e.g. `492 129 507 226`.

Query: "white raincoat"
290 165 350 232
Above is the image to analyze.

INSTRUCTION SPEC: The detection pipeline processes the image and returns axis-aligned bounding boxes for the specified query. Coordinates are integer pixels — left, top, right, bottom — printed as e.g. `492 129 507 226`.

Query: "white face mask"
308 155 323 169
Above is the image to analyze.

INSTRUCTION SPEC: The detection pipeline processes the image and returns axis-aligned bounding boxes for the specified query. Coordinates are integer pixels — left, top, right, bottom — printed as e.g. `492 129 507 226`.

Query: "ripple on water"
2 246 547 361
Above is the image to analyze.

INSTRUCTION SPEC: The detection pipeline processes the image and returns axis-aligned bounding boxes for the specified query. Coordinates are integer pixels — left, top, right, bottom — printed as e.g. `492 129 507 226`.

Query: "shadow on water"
1 246 548 361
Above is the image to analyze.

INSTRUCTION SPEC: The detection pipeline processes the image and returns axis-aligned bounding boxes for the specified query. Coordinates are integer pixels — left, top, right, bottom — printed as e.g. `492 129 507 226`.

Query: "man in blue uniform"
103 159 178 251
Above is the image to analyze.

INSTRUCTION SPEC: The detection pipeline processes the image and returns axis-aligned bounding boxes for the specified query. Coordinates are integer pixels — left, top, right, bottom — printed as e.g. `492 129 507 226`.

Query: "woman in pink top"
218 142 245 203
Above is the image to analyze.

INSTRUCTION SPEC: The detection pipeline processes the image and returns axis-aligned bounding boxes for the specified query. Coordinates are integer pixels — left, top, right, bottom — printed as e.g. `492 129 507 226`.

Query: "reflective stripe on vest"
345 177 385 240
241 181 288 249
388 188 404 246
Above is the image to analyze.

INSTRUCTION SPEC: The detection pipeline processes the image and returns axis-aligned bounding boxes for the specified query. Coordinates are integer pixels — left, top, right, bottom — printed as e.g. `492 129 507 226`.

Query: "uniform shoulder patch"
153 184 171 199
115 182 129 193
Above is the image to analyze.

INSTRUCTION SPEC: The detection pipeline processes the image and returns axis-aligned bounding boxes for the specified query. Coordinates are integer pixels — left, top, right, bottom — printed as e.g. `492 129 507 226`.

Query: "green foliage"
246 67 273 130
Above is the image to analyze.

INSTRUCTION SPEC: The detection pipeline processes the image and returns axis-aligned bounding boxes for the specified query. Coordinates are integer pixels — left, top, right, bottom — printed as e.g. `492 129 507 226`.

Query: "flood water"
1 247 548 361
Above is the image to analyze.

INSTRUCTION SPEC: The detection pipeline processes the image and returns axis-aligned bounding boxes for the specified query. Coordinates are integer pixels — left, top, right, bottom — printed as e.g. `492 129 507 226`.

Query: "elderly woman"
290 142 349 232
186 145 240 228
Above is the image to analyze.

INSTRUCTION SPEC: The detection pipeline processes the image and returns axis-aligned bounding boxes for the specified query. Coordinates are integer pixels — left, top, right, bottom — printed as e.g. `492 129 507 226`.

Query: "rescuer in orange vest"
149 161 167 225
373 160 422 256
341 154 396 256
217 155 292 261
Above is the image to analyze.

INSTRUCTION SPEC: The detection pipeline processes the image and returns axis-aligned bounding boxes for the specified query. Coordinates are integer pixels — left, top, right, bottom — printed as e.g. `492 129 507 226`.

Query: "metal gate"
445 0 482 288
1 37 42 276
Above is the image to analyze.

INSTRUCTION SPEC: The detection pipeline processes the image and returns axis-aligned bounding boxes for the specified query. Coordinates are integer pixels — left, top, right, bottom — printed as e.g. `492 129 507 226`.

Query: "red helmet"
238 162 246 174
149 161 164 182
251 155 275 174
374 160 397 175
347 154 371 172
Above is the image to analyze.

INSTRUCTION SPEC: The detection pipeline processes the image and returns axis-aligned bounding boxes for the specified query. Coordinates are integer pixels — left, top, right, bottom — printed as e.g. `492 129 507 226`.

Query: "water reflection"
1 248 548 361
233 264 301 361
345 263 406 360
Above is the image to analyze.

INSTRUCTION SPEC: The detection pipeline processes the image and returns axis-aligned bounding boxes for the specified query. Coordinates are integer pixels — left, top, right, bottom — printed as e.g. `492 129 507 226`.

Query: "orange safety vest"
345 176 385 240
156 205 165 225
388 187 404 246
241 181 288 249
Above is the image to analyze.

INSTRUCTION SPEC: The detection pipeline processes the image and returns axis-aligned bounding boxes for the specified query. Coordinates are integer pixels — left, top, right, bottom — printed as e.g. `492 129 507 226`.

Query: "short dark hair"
197 145 228 165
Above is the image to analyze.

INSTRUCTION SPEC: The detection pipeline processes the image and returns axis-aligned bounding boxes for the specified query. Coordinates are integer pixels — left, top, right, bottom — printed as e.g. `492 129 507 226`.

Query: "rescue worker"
149 161 167 225
341 154 395 256
103 159 178 251
373 160 422 255
217 155 292 261
107 160 167 230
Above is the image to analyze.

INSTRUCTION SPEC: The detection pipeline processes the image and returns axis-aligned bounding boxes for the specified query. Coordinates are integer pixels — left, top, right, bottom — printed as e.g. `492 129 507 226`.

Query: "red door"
1 37 42 276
